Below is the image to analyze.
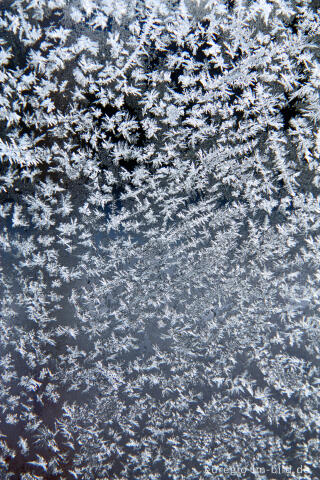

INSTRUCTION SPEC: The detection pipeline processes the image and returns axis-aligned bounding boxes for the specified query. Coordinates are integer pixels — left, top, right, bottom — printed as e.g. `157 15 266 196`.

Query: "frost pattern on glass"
0 1 320 479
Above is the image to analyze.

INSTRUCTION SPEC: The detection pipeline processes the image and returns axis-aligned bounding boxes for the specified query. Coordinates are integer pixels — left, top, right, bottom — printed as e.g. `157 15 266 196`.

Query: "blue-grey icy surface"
0 1 320 479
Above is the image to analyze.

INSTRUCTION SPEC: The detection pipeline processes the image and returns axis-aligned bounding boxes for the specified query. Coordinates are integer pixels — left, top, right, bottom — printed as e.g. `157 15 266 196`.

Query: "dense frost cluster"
0 0 320 478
